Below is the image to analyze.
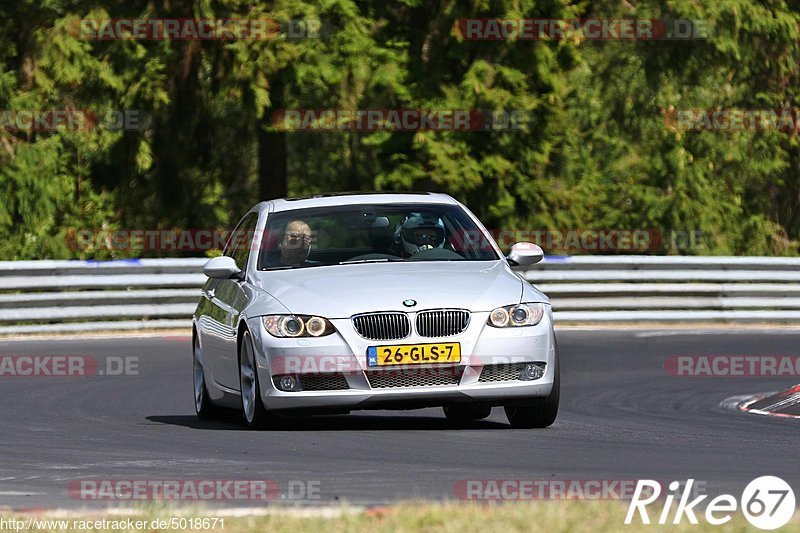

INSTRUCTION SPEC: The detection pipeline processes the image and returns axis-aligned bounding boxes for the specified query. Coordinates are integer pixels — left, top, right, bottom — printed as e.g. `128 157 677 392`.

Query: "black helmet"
398 212 445 254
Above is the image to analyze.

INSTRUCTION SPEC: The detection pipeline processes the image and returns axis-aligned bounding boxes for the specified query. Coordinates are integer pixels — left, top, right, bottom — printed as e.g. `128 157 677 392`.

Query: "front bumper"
247 309 557 412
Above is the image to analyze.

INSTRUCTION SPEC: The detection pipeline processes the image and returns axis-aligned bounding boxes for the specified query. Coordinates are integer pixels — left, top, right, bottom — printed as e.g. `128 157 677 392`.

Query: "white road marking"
636 329 800 338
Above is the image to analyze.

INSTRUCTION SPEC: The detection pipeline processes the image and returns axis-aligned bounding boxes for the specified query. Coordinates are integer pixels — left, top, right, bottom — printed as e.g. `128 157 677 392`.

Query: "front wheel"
504 358 560 429
239 330 276 429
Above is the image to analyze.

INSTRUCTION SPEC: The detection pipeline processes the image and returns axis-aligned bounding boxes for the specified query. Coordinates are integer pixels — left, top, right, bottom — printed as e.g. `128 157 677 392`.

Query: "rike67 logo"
625 477 795 530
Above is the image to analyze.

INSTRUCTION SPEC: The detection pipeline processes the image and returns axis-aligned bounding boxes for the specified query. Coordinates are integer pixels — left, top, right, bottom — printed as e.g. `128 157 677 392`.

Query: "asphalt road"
0 329 798 510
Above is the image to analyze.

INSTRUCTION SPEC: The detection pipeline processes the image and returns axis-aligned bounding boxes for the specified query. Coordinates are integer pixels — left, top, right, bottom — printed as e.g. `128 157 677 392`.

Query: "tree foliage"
0 0 799 258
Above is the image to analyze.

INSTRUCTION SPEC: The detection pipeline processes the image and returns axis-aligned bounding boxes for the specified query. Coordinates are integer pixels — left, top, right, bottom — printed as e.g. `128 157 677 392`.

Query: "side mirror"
203 256 242 279
506 242 544 267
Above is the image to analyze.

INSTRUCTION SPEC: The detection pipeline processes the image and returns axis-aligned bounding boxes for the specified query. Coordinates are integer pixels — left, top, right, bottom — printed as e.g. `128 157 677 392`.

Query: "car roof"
255 192 459 213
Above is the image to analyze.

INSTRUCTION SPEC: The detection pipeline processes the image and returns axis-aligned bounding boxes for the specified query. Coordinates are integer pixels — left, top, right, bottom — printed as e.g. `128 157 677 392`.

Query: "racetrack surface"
0 329 798 510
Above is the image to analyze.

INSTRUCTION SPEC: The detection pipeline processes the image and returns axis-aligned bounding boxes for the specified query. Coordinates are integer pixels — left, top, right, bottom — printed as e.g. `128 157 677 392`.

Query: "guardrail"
526 256 800 323
0 256 798 334
0 259 206 335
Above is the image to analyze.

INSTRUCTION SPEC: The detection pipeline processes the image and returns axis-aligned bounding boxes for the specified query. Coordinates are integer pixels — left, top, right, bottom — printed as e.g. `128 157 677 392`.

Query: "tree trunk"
258 73 287 200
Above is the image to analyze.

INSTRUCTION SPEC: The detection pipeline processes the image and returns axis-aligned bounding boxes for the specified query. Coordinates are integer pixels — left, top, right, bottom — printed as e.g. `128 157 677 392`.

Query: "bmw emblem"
403 299 417 307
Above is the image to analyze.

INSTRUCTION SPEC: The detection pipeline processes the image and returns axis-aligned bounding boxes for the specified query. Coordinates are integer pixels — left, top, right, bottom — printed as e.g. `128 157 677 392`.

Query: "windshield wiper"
261 265 299 270
338 258 404 265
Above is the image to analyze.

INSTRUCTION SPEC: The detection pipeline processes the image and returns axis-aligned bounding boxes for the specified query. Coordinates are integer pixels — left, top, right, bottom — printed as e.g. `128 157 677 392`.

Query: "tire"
443 404 492 421
193 333 219 420
239 329 276 429
504 357 560 429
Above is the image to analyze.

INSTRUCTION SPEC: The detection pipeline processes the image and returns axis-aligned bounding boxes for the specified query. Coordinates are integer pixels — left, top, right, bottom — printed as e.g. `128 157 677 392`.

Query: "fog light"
521 363 545 381
277 375 298 391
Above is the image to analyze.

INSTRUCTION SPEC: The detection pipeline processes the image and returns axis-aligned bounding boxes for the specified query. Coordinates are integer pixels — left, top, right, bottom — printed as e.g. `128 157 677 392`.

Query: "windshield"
257 203 499 270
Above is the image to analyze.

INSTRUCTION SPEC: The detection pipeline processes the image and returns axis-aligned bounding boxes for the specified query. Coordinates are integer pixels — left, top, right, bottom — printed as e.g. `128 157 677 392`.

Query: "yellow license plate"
367 343 461 367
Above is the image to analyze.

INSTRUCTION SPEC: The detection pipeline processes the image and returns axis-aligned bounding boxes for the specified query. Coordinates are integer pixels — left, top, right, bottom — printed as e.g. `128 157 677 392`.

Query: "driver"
279 220 313 266
395 212 446 256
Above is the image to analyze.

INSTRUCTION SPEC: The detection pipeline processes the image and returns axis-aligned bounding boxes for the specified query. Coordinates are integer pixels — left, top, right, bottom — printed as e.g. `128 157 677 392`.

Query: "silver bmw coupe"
193 192 559 429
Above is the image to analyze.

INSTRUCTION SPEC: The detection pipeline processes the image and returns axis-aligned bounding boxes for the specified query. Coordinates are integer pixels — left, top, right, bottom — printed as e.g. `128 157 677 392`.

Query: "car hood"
252 260 541 318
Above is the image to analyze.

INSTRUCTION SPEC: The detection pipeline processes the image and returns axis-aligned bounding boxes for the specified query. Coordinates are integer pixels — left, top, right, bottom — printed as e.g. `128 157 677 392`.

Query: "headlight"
262 315 335 337
487 303 545 327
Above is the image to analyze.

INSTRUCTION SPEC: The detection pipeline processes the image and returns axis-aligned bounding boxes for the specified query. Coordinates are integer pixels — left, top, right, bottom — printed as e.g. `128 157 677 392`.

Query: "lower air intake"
366 367 461 388
478 363 528 382
300 373 350 391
